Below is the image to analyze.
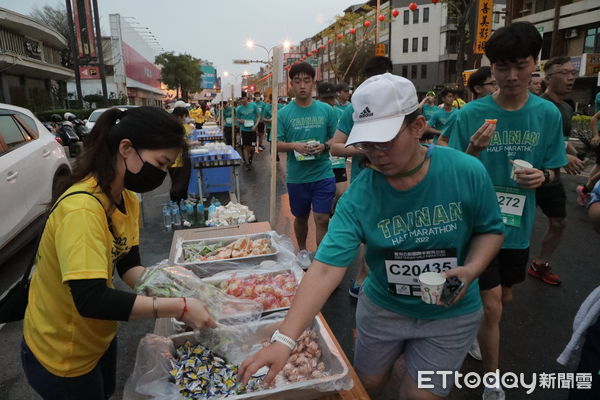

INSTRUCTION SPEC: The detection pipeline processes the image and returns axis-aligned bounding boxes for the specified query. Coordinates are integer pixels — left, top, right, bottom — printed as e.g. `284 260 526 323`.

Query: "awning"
126 77 164 96
0 54 74 80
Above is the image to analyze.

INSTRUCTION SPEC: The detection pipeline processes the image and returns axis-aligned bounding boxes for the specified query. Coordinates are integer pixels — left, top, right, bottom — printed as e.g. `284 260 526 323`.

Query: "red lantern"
378 14 385 22
328 39 333 45
349 28 356 34
409 2 418 11
319 45 325 50
364 20 371 28
431 0 440 3
337 33 343 40
307 53 312 57
312 49 318 54
392 9 400 17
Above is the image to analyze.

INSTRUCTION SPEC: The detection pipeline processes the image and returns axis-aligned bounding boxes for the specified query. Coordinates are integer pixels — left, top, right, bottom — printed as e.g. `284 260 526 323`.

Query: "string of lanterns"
283 1 440 70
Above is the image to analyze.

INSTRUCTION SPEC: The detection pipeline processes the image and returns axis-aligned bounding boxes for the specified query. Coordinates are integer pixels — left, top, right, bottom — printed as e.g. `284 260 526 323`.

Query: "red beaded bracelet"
178 297 188 321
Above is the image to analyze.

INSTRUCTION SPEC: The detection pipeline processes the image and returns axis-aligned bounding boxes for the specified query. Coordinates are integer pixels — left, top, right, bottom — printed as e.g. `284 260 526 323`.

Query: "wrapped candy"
170 341 262 399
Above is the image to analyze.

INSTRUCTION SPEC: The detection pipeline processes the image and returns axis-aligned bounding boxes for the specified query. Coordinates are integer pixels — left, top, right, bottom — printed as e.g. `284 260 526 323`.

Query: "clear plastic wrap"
174 231 299 272
135 261 263 325
123 313 353 400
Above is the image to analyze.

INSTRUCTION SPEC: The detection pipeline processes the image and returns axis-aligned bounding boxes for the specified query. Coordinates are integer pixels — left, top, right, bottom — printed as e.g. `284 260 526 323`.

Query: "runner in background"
236 92 261 171
420 91 438 121
577 92 600 206
528 72 543 95
530 56 585 285
335 82 352 112
452 88 466 109
276 62 338 267
330 55 393 297
438 66 497 146
222 100 235 146
448 22 567 400
426 88 456 142
240 73 505 399
253 92 267 152
318 82 346 214
262 95 283 162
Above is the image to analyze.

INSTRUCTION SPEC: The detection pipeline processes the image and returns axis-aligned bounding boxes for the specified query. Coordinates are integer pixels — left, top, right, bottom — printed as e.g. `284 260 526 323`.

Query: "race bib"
225 118 232 124
495 186 526 227
244 120 254 128
294 138 318 161
385 249 457 297
330 155 346 168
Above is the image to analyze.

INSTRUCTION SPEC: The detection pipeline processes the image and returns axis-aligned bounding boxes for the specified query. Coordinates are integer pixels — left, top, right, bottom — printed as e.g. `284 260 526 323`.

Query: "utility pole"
91 0 108 104
65 0 83 108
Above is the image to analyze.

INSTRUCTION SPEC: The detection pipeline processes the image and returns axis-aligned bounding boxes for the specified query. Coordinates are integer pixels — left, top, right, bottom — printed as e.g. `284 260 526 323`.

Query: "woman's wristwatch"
270 330 296 351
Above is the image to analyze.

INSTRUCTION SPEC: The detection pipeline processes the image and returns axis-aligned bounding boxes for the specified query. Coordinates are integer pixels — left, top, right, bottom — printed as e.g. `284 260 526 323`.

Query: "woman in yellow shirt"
21 106 216 399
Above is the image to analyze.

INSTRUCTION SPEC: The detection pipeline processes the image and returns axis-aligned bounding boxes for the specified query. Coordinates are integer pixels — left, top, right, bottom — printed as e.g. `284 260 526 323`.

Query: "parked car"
0 103 71 265
85 105 138 131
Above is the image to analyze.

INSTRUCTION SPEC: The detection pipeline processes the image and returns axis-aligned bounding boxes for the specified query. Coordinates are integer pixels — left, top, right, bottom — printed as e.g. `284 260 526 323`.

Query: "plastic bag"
135 261 263 325
123 313 353 400
175 231 300 275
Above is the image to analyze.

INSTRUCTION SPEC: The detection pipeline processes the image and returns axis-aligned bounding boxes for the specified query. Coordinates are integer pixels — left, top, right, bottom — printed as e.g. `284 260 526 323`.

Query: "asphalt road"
1 149 598 400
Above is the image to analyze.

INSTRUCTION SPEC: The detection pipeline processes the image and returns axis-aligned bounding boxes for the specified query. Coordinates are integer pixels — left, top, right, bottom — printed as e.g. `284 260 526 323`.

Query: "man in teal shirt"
448 22 567 399
427 87 455 142
335 82 351 112
240 73 504 399
222 100 235 146
236 93 260 170
262 96 283 162
253 92 267 151
276 62 337 263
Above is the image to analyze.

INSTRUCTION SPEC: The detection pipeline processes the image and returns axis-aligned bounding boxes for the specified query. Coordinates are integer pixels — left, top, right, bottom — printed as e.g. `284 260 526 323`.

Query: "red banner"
72 0 96 59
122 42 161 89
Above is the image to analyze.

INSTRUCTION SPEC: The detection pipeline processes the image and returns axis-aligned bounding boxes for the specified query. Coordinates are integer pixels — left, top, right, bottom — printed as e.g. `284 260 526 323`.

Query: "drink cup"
511 159 533 181
418 272 446 304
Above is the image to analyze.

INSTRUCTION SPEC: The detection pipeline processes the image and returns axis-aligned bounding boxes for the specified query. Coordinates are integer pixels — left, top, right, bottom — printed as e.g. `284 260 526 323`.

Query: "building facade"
0 7 74 110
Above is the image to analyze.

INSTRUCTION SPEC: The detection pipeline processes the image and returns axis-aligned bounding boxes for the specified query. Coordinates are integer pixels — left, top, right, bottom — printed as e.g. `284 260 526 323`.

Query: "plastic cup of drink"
418 272 446 305
511 159 533 181
307 140 319 148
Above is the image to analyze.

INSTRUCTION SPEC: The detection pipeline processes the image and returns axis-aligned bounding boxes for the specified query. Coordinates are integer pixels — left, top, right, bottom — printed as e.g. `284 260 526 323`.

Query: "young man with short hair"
448 22 567 400
426 88 455 140
277 63 338 262
236 93 261 170
530 56 585 285
335 82 351 112
318 82 346 212
253 92 267 151
240 73 505 400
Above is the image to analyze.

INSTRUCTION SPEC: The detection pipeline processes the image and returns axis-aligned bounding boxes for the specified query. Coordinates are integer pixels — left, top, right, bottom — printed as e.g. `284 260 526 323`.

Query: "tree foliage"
155 52 202 101
30 4 70 41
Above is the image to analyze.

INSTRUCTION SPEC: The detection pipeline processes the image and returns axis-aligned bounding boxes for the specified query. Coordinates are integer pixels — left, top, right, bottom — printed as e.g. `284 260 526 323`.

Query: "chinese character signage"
474 0 493 55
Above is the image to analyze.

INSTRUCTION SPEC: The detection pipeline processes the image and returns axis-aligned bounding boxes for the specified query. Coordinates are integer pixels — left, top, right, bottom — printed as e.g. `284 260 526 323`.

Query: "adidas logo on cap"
359 106 373 119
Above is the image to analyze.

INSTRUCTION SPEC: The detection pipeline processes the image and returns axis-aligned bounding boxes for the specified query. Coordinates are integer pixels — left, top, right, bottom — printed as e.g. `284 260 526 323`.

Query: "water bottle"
207 203 217 221
172 203 182 227
162 204 172 230
196 203 205 225
179 199 188 223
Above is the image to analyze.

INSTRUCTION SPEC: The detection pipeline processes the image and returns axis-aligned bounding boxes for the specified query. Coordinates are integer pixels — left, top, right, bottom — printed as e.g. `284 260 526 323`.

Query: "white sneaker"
468 338 482 361
297 249 311 270
482 387 505 400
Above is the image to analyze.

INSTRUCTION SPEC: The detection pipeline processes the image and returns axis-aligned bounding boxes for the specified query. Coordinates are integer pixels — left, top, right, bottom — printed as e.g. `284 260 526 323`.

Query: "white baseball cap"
173 100 191 108
345 73 419 147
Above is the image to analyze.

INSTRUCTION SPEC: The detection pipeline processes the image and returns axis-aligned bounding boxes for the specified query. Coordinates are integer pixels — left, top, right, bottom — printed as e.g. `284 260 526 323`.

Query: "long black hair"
54 106 185 203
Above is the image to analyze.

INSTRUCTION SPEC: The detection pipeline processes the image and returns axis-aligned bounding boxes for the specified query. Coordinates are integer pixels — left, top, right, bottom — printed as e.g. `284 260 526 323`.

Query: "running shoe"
348 280 361 298
528 261 561 285
468 338 482 361
483 387 505 400
576 185 590 207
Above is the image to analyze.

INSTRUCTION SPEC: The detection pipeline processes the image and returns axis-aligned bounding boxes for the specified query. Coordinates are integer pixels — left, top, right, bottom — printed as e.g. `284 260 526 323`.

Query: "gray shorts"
354 292 483 397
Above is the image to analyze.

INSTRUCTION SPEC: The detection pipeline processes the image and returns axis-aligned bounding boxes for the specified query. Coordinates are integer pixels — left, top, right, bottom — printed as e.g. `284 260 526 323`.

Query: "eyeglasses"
353 126 408 152
548 70 579 77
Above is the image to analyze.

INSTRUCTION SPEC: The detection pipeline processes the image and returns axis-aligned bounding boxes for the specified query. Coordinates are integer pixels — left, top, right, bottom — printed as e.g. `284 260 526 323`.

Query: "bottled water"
179 199 188 223
162 204 172 230
207 203 217 220
196 203 205 225
172 203 182 227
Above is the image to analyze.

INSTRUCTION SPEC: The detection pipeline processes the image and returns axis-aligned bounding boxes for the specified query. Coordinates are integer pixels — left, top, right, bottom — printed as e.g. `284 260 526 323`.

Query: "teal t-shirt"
254 101 266 121
428 108 455 133
236 103 260 132
337 104 366 181
223 106 233 127
331 107 346 169
448 94 567 249
335 102 351 113
315 146 504 320
422 104 438 122
278 100 337 184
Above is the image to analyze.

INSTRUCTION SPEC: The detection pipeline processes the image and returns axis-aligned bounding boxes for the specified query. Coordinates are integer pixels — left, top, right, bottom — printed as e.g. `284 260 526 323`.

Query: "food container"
175 233 279 266
168 315 350 400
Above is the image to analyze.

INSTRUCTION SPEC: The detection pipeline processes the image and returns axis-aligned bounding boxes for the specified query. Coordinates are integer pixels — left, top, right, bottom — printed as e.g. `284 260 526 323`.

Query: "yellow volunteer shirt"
172 124 192 167
23 176 140 377
191 109 204 124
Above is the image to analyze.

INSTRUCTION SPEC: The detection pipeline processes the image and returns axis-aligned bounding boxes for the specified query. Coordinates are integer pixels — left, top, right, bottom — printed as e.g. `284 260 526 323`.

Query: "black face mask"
123 150 167 193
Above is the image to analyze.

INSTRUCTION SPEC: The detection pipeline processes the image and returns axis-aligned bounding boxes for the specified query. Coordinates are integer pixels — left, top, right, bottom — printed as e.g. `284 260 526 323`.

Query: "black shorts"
478 248 530 291
536 179 567 218
223 126 233 146
241 130 256 147
333 167 347 183
257 122 265 134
